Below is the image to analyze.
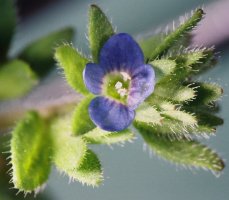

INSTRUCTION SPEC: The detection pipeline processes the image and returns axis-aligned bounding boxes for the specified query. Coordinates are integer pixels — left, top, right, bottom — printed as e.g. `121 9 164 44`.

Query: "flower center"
102 71 131 104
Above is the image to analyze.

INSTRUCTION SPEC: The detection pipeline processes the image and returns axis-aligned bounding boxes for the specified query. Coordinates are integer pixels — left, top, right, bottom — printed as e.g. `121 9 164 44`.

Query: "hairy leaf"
0 0 16 61
135 103 162 125
55 44 89 94
84 127 134 145
188 49 216 74
151 59 176 81
88 4 115 62
51 115 87 178
72 95 96 136
10 112 52 191
19 27 74 77
136 122 224 172
188 82 223 106
74 149 103 186
0 60 38 100
146 95 176 111
153 84 196 103
51 115 103 186
161 110 197 127
150 9 204 60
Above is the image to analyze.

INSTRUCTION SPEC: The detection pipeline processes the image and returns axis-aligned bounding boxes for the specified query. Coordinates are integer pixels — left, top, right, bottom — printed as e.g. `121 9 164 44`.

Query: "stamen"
118 88 127 97
115 81 123 89
120 71 131 82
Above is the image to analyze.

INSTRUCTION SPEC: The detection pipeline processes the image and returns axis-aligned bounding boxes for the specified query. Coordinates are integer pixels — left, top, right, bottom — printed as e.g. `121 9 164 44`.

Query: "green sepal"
149 9 204 61
88 4 115 62
75 149 103 186
19 27 74 77
55 44 89 95
83 127 134 145
50 114 103 186
0 60 38 100
10 111 52 192
135 122 224 172
0 0 16 61
72 95 96 136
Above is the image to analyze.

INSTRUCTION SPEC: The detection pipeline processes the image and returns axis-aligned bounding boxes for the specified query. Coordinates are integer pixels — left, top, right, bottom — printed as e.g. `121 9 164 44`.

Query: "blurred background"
1 0 229 199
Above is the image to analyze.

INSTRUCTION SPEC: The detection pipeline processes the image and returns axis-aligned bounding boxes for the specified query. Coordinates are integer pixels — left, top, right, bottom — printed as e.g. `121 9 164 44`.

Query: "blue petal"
89 96 135 131
99 33 144 72
83 63 105 94
128 64 155 110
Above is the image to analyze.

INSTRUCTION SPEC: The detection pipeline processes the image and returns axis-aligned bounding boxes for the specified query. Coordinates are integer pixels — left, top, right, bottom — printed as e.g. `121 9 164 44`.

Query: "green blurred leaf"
72 95 96 136
55 44 89 94
0 0 16 61
84 127 134 145
149 9 204 60
10 111 52 192
135 122 224 172
0 60 38 100
19 27 74 77
74 149 103 186
88 4 115 62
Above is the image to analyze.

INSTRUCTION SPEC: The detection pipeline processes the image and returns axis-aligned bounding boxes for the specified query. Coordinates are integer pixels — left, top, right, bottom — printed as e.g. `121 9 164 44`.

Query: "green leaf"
135 103 162 125
72 95 96 136
149 9 204 60
51 114 103 186
19 27 74 77
0 0 16 61
75 149 103 186
188 82 223 106
10 111 52 192
0 60 38 100
88 4 115 62
55 44 89 94
83 127 134 145
135 122 224 172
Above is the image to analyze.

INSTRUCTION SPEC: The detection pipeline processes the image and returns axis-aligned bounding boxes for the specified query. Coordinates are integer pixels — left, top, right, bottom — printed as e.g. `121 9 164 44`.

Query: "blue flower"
83 33 155 131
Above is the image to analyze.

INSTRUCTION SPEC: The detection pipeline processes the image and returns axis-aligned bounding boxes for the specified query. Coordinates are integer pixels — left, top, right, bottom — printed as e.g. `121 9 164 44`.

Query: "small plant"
3 3 225 195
